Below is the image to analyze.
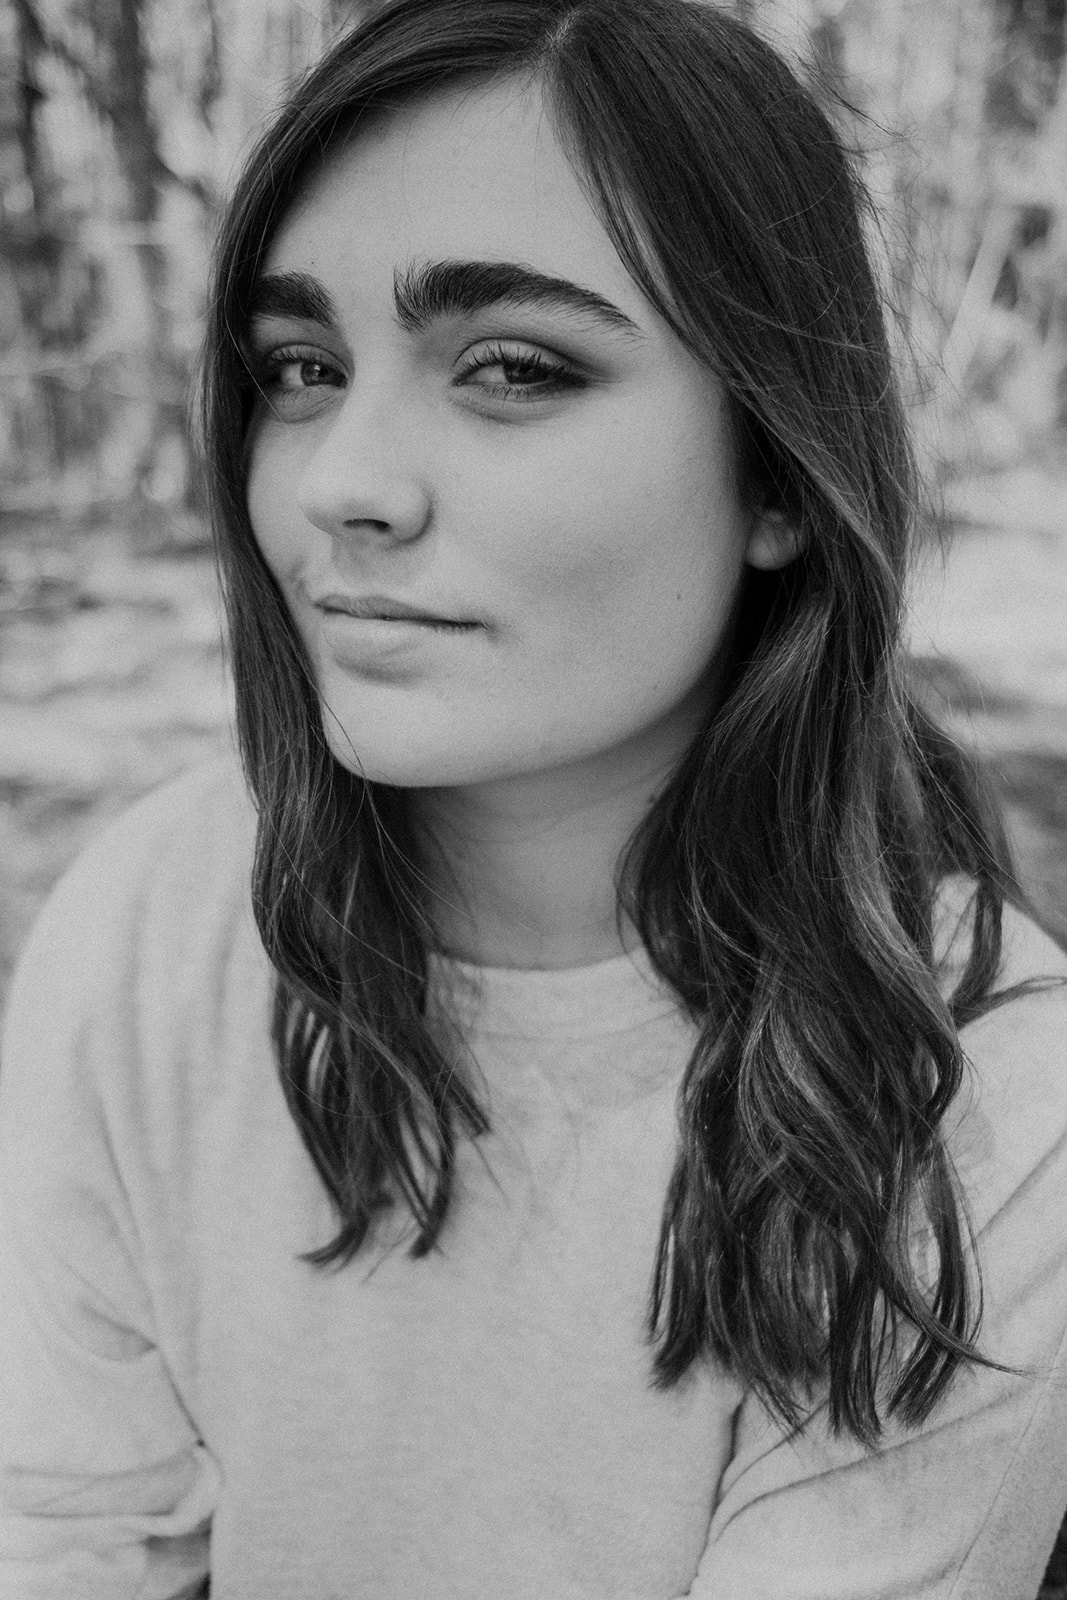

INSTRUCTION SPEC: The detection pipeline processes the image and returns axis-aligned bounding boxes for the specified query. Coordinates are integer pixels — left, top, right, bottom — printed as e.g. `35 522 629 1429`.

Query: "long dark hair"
200 0 1022 1445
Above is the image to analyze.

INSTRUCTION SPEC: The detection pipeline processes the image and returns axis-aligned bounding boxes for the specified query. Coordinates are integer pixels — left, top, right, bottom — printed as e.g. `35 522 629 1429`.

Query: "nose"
295 386 432 544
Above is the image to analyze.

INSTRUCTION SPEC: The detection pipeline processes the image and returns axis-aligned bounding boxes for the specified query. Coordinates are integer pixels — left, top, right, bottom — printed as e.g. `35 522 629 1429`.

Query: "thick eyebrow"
245 270 339 329
245 259 645 342
393 258 644 339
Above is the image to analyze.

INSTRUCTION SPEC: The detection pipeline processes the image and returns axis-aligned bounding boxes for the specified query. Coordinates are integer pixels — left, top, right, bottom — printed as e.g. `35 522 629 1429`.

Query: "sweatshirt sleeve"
687 923 1067 1600
0 773 236 1600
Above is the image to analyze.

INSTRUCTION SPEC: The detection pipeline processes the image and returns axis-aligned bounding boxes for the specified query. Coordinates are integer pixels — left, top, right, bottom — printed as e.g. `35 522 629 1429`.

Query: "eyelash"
453 340 582 402
248 346 343 410
245 339 582 414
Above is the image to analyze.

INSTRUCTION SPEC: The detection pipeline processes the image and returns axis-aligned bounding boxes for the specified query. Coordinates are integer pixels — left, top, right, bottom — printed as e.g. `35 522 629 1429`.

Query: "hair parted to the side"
199 0 1024 1446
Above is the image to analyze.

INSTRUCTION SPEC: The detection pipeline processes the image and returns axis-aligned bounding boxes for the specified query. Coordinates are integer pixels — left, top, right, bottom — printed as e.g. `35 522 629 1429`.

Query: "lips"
314 592 477 628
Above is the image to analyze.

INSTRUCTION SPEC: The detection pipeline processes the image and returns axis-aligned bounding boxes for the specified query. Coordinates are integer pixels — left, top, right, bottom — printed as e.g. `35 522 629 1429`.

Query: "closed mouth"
315 593 479 629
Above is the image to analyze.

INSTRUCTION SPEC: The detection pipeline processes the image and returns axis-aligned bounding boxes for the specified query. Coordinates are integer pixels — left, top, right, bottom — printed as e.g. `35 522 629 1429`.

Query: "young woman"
2 0 1066 1596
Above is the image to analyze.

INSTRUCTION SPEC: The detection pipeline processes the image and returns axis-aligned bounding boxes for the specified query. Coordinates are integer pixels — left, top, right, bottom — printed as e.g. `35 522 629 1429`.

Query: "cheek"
245 414 338 582
476 416 747 672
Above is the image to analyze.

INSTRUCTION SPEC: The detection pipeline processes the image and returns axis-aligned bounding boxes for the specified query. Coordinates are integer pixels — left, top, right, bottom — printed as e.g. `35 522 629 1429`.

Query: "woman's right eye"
248 346 346 417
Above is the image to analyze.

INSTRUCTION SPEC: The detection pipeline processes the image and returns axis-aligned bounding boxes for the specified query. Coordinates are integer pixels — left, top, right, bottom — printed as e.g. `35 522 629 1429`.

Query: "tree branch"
10 6 217 213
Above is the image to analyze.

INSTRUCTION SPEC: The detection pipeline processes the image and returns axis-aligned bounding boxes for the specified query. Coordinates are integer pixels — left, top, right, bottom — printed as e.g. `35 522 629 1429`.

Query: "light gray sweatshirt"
2 758 1067 1600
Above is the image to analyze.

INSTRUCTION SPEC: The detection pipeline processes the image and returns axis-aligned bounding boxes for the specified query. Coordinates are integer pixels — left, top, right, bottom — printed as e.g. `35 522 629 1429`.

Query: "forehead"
264 77 643 315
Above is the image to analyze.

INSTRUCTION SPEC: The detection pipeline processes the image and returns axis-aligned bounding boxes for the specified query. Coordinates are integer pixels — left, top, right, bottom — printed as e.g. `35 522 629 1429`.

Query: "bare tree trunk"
88 0 179 498
324 0 374 33
109 0 158 228
197 0 223 129
5 0 97 483
942 0 997 326
10 0 50 219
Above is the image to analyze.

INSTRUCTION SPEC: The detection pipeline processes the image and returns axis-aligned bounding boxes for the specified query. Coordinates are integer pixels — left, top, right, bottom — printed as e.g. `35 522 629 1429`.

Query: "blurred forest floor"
2 458 1067 1004
0 504 231 994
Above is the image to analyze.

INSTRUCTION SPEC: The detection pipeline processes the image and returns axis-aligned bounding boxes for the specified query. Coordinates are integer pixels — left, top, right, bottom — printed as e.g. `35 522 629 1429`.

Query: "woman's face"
245 77 790 795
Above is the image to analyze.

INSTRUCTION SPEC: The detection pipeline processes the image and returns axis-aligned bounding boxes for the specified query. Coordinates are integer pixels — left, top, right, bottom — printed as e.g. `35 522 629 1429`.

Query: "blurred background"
0 0 1066 1589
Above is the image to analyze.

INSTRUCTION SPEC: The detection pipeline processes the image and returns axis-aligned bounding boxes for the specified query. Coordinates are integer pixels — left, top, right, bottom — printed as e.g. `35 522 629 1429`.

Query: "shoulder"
53 750 255 910
936 872 1067 991
27 751 252 926
939 878 1067 1078
0 758 269 1338
3 753 258 1042
938 881 1067 1240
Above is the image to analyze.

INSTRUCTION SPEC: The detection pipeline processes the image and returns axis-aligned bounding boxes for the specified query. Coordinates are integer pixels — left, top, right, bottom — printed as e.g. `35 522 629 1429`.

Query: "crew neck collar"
428 943 682 1042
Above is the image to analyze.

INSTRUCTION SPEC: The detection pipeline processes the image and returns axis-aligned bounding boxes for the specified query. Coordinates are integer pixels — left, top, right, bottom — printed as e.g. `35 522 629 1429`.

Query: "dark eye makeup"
452 339 585 402
242 332 587 419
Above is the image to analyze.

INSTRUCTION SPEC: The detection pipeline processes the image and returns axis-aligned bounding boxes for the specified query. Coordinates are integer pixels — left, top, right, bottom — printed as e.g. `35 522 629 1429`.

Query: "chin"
320 718 578 794
320 726 494 790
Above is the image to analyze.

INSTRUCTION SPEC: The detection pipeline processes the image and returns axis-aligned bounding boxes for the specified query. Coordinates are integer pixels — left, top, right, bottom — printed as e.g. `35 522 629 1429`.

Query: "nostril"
297 470 433 543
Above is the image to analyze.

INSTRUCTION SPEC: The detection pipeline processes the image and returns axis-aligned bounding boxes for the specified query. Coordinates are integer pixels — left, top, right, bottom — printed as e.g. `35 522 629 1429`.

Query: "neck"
411 749 678 971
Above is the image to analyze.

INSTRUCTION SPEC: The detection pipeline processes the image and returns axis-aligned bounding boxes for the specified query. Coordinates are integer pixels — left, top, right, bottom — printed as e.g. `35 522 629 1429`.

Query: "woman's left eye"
454 341 582 403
